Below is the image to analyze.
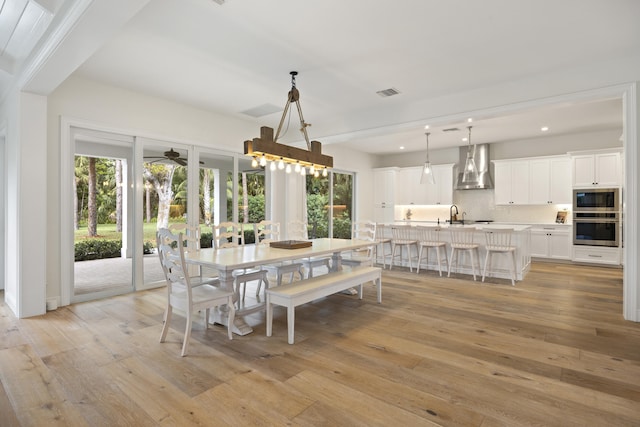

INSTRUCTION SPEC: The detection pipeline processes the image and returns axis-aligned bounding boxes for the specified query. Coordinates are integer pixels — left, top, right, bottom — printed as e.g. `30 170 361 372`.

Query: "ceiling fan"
144 148 190 166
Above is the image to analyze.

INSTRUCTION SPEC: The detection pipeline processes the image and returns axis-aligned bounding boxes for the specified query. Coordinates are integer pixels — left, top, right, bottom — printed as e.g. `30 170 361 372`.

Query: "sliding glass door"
305 170 354 238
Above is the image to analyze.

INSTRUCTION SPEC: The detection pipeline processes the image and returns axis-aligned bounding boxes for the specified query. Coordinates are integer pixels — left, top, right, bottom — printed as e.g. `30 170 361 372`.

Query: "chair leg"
510 251 517 286
390 245 397 270
160 306 172 343
417 246 424 274
447 248 455 277
181 310 192 357
482 251 491 282
435 246 442 277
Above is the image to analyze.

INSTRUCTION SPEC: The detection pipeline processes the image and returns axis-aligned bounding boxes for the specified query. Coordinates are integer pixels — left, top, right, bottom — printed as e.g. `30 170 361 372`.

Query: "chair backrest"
254 220 280 245
157 228 191 297
375 223 392 242
484 228 514 250
287 220 308 240
416 226 444 244
169 223 202 249
449 227 477 247
212 222 243 249
352 221 376 242
391 225 415 242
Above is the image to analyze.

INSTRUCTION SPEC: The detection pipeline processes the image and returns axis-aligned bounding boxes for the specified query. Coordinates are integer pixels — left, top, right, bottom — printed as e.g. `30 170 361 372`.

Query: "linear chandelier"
244 71 333 177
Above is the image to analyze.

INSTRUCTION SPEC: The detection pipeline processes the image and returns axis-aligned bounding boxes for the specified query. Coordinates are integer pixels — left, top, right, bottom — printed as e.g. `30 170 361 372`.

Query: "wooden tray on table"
269 240 312 249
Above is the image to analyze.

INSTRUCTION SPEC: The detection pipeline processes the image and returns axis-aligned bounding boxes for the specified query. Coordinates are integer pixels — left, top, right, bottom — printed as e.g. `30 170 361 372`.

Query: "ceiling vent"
376 88 400 97
443 127 460 132
211 0 226 4
241 103 282 118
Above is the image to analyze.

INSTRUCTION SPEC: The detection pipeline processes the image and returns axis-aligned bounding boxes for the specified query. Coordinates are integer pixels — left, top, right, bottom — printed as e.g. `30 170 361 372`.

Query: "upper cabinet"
493 159 529 205
494 155 571 205
529 156 571 204
395 164 454 205
571 150 622 188
373 168 398 206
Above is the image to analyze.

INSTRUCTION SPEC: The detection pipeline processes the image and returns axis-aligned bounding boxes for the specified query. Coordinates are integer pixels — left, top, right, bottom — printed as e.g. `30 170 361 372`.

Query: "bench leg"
376 276 382 303
357 284 363 299
287 305 295 344
266 295 273 337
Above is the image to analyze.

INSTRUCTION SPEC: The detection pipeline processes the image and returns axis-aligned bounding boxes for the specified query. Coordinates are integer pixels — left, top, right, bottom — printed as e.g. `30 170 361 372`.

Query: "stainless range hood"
456 143 493 190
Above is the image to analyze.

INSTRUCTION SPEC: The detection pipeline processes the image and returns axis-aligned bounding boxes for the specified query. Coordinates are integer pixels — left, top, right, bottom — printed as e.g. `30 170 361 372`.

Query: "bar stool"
416 226 448 276
447 227 480 280
375 224 393 269
390 225 419 271
482 228 517 286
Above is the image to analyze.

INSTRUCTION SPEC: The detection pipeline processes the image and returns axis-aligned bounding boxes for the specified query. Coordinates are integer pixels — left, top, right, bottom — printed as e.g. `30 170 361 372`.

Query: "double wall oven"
573 188 620 247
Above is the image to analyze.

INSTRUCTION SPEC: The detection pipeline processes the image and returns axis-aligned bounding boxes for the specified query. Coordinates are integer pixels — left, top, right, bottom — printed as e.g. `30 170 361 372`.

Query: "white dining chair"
342 221 376 267
167 223 218 286
287 220 331 278
416 226 448 276
157 229 234 356
482 228 517 286
213 221 270 304
254 220 304 290
448 227 480 280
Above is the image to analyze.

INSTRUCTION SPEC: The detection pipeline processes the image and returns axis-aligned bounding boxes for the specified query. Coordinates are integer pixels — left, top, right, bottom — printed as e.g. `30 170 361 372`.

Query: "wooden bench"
265 266 382 344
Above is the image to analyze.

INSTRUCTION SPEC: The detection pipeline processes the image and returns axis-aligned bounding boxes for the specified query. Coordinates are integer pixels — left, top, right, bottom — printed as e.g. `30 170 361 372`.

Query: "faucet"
461 211 467 225
449 204 458 224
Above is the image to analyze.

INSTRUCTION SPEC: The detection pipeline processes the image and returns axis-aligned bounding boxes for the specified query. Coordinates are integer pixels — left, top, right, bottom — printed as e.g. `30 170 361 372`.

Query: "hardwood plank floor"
1 262 639 426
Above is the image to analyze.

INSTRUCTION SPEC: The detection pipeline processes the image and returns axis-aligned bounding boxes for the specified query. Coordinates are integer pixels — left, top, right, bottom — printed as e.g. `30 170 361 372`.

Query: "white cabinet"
396 167 427 205
529 156 571 204
424 164 454 205
530 225 571 260
373 168 397 206
571 151 621 188
493 160 529 205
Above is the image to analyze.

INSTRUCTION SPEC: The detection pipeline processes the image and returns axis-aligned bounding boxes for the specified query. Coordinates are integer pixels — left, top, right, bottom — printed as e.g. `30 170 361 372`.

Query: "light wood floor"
1 262 639 426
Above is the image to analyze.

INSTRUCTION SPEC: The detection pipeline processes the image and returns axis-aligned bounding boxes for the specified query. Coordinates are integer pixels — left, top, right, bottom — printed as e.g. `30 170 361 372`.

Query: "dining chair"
157 229 234 356
482 228 517 286
342 221 376 267
254 220 304 290
374 223 393 269
167 223 218 286
287 220 331 277
212 221 270 304
416 226 448 276
448 227 480 280
390 225 419 271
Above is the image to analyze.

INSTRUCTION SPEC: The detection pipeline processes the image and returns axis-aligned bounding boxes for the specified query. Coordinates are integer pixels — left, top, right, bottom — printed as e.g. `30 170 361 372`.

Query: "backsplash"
395 189 571 224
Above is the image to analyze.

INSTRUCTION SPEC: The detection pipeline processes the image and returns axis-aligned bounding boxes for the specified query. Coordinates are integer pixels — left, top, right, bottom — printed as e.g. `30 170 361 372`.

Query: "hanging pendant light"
462 126 479 183
420 130 436 184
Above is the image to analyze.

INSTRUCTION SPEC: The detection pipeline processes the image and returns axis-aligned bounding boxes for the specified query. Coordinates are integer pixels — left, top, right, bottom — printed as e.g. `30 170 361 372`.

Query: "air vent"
443 127 460 132
376 88 401 97
211 0 226 4
241 103 282 118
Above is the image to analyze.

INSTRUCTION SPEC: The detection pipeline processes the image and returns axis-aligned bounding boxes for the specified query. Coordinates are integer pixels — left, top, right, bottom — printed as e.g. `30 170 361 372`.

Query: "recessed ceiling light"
467 118 473 123
424 125 430 130
462 137 468 142
541 126 549 132
399 146 405 150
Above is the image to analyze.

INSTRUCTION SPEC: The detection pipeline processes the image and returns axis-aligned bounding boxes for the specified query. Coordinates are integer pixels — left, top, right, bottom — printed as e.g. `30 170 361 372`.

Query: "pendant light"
420 130 436 184
462 125 479 183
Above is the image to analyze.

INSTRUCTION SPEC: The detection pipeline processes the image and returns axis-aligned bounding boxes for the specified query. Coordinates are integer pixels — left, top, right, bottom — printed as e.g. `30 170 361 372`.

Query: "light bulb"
322 168 328 177
300 167 306 176
294 163 301 173
285 164 292 173
309 165 315 174
314 170 319 178
251 157 258 168
270 161 276 171
259 155 267 167
277 158 285 170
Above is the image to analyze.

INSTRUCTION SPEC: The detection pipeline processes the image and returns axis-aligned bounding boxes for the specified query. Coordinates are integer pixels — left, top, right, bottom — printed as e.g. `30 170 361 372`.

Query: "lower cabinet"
530 226 571 260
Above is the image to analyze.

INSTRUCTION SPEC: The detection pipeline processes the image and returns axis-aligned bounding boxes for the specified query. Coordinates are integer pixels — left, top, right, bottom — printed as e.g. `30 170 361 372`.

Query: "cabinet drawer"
572 246 621 265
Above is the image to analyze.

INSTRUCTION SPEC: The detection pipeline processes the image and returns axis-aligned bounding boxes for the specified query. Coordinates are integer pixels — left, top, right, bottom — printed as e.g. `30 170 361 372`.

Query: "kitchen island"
381 223 531 281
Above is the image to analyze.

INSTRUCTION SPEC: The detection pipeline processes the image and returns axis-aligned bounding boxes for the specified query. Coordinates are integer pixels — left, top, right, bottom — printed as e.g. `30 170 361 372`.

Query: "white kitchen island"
381 223 531 281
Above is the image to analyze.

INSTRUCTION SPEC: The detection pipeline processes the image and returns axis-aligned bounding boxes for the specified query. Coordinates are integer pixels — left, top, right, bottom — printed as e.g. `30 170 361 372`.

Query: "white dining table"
184 238 375 335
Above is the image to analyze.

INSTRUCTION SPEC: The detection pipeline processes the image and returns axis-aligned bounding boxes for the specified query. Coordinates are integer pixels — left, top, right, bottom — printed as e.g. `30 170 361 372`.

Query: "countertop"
388 221 532 232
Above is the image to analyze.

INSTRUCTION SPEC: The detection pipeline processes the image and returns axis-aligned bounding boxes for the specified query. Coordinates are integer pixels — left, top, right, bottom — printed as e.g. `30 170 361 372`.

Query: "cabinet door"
373 169 396 205
548 232 571 259
594 152 621 186
530 230 548 257
572 155 596 187
528 159 551 204
396 167 425 204
549 157 571 204
493 162 513 205
432 164 453 205
511 160 530 204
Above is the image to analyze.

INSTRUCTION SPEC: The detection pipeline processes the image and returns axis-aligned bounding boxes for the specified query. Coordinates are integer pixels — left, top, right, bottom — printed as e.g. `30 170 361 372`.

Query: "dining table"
184 237 376 335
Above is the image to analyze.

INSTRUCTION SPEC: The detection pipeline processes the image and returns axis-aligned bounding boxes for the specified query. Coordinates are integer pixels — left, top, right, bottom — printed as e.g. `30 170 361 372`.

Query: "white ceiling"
6 0 640 154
